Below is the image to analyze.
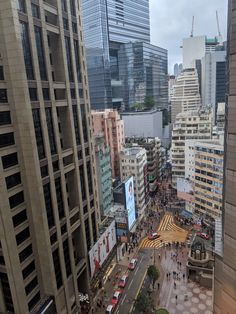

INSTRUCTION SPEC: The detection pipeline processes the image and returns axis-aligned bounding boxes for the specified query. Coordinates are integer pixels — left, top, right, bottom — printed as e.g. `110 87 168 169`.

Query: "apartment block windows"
45 108 57 155
34 26 47 81
43 183 55 228
87 162 93 194
61 0 67 12
20 21 34 80
15 227 30 246
70 0 76 16
32 109 45 159
79 165 86 201
72 105 81 145
12 209 27 228
5 172 21 189
19 244 33 263
52 249 63 289
65 36 74 82
17 0 26 12
31 3 40 18
74 40 81 82
55 177 65 219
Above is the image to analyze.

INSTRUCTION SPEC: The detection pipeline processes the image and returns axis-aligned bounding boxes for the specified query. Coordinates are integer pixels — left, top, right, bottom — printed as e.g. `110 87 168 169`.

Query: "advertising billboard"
124 177 136 230
89 220 116 278
177 178 194 202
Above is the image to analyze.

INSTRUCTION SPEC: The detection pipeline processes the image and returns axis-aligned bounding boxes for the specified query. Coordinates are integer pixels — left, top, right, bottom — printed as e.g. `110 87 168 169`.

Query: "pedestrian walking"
175 295 178 304
183 273 185 280
157 282 160 290
174 282 176 289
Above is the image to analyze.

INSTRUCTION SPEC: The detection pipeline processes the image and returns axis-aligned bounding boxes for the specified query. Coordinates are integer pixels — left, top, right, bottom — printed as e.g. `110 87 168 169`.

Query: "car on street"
148 232 160 240
118 274 129 288
111 290 122 306
200 232 210 240
128 258 137 270
196 232 210 240
105 304 115 314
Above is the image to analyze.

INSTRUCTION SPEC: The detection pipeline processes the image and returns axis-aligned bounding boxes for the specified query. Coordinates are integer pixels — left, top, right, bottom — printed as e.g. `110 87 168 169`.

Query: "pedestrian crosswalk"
139 214 188 249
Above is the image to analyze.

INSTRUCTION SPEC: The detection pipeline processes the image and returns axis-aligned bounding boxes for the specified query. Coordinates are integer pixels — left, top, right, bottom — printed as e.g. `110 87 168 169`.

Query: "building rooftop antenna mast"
190 16 194 37
216 10 223 44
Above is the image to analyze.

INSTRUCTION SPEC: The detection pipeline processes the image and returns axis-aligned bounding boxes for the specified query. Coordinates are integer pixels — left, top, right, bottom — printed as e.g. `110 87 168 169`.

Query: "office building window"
70 0 76 16
0 111 11 125
63 18 69 30
22 261 35 279
34 26 47 81
45 108 57 155
29 88 38 101
25 276 38 295
72 105 81 145
9 191 24 209
91 211 97 242
32 109 45 159
84 218 91 250
0 66 4 80
72 22 77 34
15 227 30 246
61 0 67 12
80 104 88 142
40 165 48 177
79 165 86 201
28 292 40 311
12 209 27 228
19 244 33 263
52 160 59 172
0 89 8 103
52 249 63 289
42 88 50 100
43 183 55 228
55 177 65 219
5 172 21 189
65 36 74 82
31 3 40 18
86 162 93 194
17 0 26 12
0 132 15 148
20 21 34 80
2 152 18 169
74 40 81 82
63 239 71 277
0 272 14 312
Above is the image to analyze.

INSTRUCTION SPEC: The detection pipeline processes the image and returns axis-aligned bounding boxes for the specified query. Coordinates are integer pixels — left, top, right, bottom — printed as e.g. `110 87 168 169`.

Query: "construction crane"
216 10 223 43
190 16 194 37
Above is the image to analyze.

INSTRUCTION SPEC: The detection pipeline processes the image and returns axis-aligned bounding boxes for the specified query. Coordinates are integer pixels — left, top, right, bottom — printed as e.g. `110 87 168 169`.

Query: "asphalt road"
115 249 152 314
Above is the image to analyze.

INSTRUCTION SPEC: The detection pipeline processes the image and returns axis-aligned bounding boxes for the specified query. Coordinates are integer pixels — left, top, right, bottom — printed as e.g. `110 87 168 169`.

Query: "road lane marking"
121 294 126 305
127 278 134 289
128 269 147 313
134 265 139 275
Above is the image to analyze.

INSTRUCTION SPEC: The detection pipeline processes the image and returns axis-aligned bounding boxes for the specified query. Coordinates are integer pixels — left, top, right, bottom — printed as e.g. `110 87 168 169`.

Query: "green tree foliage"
136 292 152 313
144 96 155 109
147 265 160 288
132 102 144 111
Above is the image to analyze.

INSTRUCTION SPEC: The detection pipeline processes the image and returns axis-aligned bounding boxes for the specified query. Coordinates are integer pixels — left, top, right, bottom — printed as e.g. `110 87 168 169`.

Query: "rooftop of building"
121 108 162 116
120 147 146 157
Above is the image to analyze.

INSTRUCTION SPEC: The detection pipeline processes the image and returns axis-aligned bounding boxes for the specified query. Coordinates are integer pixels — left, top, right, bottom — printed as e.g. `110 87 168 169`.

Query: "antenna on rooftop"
216 10 223 44
190 16 194 37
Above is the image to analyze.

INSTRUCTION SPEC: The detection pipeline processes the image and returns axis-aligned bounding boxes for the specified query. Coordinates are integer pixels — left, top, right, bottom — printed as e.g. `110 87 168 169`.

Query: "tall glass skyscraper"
82 0 168 110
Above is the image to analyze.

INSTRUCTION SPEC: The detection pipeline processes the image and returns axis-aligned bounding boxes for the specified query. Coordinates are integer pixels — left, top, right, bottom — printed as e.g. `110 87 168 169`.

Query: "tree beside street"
144 95 155 109
136 292 152 313
147 265 160 288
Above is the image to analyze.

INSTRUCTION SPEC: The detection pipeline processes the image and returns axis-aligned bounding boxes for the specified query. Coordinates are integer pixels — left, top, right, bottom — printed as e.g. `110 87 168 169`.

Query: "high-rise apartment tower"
0 0 99 313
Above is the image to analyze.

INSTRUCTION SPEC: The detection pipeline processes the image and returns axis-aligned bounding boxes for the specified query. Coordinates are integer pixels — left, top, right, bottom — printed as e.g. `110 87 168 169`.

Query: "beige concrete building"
214 1 236 312
171 69 201 124
120 147 148 218
171 109 212 188
92 109 124 178
0 1 99 313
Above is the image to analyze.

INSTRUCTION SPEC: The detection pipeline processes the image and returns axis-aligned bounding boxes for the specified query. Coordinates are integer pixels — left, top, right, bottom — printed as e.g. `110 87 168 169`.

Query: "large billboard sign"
177 178 194 202
124 177 136 230
89 220 116 278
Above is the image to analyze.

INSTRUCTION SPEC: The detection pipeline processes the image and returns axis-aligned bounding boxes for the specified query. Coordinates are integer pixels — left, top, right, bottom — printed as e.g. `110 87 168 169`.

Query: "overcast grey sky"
150 0 228 74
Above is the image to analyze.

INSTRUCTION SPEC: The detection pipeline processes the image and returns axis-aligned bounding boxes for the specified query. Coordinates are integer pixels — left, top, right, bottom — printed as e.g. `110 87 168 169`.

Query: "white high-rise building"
171 69 201 123
183 35 219 69
201 48 226 115
171 109 213 188
120 147 148 218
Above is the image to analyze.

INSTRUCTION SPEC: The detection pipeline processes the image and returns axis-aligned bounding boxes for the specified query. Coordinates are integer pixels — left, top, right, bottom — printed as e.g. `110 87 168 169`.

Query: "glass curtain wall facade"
107 0 150 43
118 42 168 110
81 0 112 109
